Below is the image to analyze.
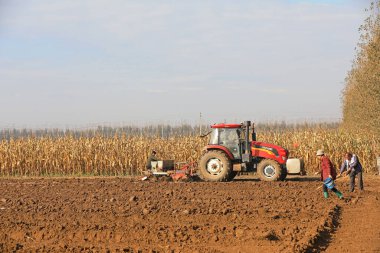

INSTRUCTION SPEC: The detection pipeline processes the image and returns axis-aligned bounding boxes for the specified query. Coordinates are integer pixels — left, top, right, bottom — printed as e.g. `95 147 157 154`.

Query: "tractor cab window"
208 128 242 159
209 128 241 145
209 128 219 145
219 129 239 145
220 128 241 159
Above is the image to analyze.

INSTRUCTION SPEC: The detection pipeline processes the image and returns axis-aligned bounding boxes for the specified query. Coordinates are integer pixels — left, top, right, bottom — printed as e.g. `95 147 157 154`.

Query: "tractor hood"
251 141 288 164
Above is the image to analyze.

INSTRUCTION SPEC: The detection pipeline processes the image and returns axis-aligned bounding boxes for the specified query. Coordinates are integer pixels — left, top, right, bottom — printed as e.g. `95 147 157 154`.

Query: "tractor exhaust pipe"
244 121 250 154
252 123 256 141
242 121 252 163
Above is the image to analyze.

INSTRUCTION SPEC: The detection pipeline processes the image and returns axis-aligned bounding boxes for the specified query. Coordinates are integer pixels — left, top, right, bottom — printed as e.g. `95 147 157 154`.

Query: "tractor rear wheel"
199 150 233 182
257 159 282 181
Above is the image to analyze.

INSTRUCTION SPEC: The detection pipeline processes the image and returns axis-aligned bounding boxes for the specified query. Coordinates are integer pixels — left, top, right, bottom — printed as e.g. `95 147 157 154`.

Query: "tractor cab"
209 124 242 159
208 122 255 162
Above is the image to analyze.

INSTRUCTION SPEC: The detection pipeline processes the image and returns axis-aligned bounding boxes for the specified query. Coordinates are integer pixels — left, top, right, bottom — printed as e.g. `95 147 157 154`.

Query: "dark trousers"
350 170 364 192
322 184 339 193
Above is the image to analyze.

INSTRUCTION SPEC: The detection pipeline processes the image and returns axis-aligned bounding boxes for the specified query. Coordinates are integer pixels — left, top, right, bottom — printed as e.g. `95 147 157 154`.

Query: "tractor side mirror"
200 130 212 138
251 133 256 141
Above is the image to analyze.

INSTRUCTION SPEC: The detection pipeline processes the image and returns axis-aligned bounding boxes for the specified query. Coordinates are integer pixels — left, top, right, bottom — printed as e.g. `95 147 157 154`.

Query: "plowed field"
0 176 379 252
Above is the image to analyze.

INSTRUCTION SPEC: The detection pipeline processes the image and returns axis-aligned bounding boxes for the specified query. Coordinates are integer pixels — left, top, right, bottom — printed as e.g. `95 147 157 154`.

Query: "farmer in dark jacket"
316 150 343 199
146 150 159 170
340 152 364 192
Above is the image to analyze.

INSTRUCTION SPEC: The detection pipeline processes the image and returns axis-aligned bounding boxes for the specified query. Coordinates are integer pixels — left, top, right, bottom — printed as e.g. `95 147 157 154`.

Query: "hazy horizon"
0 0 371 128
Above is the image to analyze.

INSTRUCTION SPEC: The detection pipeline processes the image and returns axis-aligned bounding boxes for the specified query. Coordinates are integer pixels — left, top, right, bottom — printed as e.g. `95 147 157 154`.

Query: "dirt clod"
129 196 137 202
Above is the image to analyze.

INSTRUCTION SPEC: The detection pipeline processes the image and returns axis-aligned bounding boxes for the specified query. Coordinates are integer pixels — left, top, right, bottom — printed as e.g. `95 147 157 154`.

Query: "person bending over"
340 152 364 192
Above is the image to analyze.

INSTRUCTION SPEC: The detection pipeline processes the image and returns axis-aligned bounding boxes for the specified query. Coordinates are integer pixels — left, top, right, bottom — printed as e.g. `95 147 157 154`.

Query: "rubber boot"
323 192 329 199
335 191 343 199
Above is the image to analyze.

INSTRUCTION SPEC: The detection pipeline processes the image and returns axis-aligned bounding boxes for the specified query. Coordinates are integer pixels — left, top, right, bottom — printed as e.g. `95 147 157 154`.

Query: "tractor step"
152 171 169 176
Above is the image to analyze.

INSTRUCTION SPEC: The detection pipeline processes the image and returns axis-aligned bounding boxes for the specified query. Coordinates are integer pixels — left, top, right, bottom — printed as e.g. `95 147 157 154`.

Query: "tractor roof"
211 123 241 129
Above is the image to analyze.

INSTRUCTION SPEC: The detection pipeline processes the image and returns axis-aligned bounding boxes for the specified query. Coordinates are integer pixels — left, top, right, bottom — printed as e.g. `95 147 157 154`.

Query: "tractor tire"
257 159 282 182
199 150 233 182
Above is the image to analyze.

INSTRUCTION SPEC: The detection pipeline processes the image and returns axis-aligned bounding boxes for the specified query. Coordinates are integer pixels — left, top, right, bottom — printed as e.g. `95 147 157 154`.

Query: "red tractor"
199 121 294 182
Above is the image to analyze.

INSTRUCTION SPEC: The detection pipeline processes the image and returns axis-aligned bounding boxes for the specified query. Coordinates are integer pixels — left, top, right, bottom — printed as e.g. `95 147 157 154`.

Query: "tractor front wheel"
199 150 233 182
257 159 283 181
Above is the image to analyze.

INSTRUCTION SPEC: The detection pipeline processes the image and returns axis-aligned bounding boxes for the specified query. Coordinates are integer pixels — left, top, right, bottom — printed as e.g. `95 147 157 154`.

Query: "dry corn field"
0 128 378 177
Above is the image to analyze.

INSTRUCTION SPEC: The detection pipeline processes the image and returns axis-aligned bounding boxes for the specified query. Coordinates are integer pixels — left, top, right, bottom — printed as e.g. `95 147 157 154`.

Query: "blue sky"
0 0 371 128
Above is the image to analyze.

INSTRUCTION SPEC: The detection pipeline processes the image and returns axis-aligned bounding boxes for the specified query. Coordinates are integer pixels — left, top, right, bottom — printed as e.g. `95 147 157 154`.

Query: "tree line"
342 1 380 135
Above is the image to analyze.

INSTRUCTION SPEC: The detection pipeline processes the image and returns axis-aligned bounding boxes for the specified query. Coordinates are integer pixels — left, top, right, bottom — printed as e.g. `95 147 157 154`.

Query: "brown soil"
325 175 380 253
0 175 379 252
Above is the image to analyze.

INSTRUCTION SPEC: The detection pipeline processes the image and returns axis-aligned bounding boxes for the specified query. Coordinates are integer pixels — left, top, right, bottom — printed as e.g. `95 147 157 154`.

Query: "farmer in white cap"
316 149 343 199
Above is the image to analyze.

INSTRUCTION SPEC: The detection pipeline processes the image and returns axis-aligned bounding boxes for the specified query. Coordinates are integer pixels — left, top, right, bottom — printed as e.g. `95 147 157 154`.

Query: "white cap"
316 149 325 156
